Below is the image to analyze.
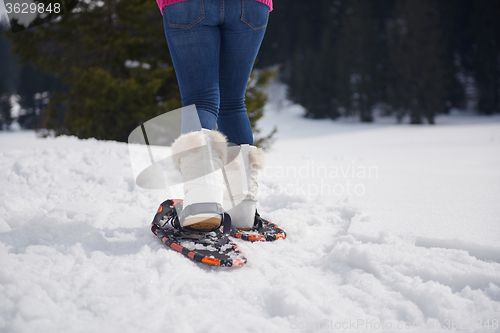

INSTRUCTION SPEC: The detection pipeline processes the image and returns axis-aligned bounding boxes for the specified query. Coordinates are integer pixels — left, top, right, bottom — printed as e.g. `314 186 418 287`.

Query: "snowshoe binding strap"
152 199 182 229
216 212 233 246
178 202 225 228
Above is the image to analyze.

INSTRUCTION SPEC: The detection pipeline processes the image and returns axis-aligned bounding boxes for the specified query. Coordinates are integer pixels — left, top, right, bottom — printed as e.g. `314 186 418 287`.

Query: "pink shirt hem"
157 0 273 14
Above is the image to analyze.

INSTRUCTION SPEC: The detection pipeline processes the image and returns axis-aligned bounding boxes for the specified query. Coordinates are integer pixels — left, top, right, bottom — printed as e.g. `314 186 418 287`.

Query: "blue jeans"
163 0 269 145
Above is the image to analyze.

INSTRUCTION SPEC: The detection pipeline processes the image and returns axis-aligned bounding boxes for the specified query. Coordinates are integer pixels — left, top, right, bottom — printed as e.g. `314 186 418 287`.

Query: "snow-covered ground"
1 101 500 332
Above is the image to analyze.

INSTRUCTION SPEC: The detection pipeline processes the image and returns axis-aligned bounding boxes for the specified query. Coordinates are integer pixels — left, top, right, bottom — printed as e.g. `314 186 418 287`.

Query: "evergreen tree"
336 0 381 122
469 1 500 114
0 77 12 130
257 0 499 121
0 24 21 95
246 67 278 150
386 0 447 124
16 65 60 129
437 0 470 111
0 24 15 130
287 0 345 119
289 10 322 117
257 1 300 71
5 0 180 141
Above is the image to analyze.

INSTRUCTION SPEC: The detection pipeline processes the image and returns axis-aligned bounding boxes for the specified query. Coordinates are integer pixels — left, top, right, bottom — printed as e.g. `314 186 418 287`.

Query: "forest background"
0 0 499 142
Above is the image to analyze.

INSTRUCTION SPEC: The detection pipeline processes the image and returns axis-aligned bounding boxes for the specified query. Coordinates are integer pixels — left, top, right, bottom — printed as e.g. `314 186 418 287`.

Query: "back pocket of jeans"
241 0 269 30
166 0 205 29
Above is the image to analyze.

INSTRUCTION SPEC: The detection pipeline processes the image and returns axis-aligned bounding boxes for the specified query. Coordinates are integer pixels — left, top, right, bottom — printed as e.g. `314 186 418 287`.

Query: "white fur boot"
223 144 265 230
171 129 227 230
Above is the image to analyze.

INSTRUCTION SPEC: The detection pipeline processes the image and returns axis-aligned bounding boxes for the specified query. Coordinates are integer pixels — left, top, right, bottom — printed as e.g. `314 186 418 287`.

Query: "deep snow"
1 101 500 332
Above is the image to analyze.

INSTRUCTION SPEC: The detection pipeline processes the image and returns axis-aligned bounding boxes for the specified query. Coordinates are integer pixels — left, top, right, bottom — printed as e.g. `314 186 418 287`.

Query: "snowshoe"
151 199 247 267
230 211 287 242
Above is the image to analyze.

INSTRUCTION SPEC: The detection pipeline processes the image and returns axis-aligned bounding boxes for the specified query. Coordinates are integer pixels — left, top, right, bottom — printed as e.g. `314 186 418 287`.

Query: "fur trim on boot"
170 129 228 230
223 145 264 229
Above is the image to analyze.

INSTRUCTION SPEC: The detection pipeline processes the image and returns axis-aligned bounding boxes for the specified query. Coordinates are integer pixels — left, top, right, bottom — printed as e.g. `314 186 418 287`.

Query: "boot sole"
184 217 221 232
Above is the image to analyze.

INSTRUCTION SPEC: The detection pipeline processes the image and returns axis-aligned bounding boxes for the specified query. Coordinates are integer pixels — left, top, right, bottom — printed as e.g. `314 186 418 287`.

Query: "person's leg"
162 0 222 132
217 0 269 145
162 1 228 230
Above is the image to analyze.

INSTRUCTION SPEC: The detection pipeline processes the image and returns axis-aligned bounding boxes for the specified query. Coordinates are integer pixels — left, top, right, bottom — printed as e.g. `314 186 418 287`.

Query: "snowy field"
1 101 500 332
